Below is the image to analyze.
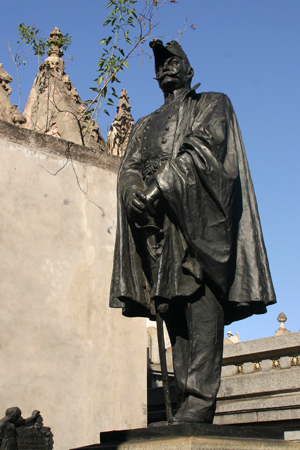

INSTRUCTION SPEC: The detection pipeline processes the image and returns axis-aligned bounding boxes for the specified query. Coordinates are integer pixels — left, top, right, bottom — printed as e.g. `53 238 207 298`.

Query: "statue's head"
5 407 21 422
149 40 194 95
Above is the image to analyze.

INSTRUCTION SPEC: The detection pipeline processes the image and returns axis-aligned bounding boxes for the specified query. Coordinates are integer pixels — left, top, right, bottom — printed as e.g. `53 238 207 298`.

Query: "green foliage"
48 33 72 52
81 0 188 140
88 0 137 120
84 0 184 129
17 24 47 58
17 23 72 61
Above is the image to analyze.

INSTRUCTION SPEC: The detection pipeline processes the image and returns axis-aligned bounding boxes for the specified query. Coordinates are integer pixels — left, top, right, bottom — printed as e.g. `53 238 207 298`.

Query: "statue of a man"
110 39 276 423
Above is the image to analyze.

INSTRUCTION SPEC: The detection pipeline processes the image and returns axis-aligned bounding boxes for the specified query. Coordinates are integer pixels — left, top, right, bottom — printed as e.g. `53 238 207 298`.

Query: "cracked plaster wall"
0 121 147 450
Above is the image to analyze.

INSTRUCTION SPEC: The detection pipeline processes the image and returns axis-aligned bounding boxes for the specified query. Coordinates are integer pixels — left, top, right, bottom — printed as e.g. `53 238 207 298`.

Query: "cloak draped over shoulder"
109 90 276 325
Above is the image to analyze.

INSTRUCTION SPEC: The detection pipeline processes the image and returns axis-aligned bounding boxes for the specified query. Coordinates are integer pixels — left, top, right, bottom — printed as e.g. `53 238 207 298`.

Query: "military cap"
149 39 191 73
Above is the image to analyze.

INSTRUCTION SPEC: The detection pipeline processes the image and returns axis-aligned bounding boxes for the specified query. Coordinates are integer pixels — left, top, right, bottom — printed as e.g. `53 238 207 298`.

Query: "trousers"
163 284 224 423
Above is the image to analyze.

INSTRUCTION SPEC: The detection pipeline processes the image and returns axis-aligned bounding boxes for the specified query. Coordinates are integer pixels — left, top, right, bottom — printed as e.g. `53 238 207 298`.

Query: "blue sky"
1 0 299 341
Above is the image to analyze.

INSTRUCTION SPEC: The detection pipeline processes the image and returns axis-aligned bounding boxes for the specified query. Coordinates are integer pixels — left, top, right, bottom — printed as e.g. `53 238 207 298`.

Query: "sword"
137 218 173 422
155 308 173 422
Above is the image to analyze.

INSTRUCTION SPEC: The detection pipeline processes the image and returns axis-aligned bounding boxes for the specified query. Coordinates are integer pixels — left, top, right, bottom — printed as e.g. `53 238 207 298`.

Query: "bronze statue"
0 407 40 450
110 39 276 424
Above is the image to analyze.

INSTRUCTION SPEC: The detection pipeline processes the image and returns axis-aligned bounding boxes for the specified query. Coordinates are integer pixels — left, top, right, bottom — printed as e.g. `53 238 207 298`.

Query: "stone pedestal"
72 423 300 450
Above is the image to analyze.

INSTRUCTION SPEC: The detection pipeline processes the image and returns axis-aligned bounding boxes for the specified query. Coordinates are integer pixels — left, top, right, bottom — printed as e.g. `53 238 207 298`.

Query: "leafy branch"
81 0 191 141
0 37 26 109
17 23 72 56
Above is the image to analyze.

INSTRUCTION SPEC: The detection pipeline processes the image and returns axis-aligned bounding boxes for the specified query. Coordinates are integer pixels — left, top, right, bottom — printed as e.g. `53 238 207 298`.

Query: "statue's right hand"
124 187 146 219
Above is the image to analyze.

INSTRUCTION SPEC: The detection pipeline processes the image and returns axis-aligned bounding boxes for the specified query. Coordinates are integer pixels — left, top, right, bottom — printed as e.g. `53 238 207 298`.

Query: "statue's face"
156 56 190 94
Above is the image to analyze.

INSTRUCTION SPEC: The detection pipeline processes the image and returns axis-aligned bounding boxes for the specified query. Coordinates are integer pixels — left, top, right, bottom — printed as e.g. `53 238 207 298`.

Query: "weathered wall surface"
0 121 147 450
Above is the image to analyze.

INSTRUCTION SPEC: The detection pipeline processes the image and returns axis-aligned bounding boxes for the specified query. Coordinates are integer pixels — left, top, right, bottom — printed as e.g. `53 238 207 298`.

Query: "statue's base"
72 423 300 450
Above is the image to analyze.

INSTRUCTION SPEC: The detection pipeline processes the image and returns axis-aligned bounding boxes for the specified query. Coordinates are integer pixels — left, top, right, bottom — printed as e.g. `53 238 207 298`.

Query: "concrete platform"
72 423 300 450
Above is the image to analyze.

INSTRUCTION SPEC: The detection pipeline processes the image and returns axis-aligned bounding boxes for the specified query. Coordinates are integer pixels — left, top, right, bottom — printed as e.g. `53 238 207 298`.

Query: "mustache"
154 70 180 81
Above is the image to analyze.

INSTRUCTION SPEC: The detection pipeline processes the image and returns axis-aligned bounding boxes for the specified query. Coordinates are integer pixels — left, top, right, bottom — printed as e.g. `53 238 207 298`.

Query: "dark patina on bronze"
110 39 276 424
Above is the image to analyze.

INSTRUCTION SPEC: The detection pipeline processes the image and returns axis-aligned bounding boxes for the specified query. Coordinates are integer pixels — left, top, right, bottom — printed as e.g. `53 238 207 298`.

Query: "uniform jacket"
109 88 276 325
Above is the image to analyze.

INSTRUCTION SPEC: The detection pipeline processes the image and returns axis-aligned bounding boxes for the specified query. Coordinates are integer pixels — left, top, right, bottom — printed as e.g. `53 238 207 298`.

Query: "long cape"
109 90 276 325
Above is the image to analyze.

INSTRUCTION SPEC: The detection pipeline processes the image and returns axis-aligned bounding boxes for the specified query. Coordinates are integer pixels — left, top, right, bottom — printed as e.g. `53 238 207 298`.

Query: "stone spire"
275 312 291 336
107 89 134 157
22 27 105 151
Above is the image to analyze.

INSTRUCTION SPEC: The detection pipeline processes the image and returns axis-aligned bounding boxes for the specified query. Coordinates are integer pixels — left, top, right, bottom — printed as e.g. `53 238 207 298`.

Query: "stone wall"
0 120 147 450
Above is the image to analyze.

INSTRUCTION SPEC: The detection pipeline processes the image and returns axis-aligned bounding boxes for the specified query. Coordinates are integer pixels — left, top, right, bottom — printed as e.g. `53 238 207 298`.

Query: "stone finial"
275 312 291 336
44 27 64 74
278 312 287 323
47 27 64 58
107 89 134 157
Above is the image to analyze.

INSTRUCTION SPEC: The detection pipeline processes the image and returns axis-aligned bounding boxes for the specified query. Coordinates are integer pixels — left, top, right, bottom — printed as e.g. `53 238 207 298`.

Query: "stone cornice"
0 119 121 173
222 331 300 365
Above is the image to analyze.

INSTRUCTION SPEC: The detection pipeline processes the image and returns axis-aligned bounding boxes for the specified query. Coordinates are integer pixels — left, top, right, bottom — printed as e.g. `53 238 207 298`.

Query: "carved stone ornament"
10 104 26 125
107 89 134 157
47 27 64 58
0 63 13 95
0 63 13 122
275 312 291 336
226 331 240 344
